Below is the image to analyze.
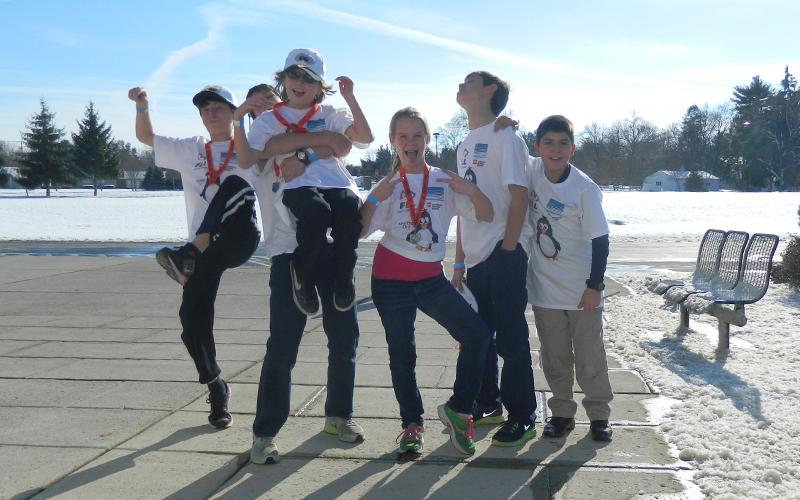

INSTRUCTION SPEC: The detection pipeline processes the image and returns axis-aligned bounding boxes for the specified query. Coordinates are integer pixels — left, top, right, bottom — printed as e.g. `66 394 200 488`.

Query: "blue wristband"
453 263 465 270
136 107 148 113
306 147 318 163
367 194 379 206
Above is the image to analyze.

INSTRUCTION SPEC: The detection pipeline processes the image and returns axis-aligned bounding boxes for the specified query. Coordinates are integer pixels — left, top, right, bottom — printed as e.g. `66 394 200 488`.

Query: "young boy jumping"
450 71 538 447
527 115 613 442
128 85 260 429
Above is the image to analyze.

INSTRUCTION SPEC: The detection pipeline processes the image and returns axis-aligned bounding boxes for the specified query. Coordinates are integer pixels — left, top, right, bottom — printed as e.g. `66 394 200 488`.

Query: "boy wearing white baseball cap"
128 84 260 430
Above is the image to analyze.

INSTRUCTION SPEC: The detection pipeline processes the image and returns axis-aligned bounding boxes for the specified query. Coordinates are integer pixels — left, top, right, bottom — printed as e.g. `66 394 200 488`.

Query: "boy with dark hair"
528 114 614 442
128 84 260 429
450 71 538 447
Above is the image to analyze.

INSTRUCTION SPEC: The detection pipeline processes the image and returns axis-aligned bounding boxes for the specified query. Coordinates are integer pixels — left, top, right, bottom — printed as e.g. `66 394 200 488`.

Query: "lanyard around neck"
399 167 429 228
204 139 234 187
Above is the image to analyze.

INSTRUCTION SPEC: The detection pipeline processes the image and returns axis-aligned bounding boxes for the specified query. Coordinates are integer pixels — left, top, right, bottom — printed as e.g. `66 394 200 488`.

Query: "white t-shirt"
247 104 361 192
365 166 477 262
527 157 610 309
241 164 298 258
456 123 533 267
153 135 246 241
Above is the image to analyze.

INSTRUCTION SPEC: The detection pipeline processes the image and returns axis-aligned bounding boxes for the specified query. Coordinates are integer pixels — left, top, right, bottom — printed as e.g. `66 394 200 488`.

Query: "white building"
642 170 720 192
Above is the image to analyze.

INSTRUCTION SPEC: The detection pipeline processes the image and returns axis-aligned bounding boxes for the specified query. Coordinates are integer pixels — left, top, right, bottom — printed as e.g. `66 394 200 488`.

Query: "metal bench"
662 230 749 304
647 229 726 294
676 233 779 349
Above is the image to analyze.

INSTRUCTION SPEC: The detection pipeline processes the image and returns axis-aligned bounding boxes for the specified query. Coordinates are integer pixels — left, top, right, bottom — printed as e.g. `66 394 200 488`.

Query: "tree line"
354 67 799 191
0 100 170 196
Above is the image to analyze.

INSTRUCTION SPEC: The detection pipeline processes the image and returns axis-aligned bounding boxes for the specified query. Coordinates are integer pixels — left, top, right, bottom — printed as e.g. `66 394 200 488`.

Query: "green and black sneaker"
491 419 537 447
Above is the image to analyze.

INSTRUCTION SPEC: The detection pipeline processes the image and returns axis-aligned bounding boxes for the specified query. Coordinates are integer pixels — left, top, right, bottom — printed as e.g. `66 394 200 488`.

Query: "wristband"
305 147 318 163
367 194 379 206
136 107 148 113
232 118 244 128
453 263 465 270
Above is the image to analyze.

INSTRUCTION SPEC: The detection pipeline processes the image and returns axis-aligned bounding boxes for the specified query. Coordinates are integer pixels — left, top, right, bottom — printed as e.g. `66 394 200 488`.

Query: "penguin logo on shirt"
464 168 477 185
536 216 561 260
406 209 438 251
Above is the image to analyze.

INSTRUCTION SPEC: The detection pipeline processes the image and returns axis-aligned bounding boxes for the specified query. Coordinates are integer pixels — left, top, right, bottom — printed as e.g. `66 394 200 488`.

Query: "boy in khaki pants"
527 115 613 441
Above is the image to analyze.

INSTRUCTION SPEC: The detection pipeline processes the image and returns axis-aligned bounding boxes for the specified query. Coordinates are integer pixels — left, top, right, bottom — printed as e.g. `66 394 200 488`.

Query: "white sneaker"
323 416 365 443
251 434 280 464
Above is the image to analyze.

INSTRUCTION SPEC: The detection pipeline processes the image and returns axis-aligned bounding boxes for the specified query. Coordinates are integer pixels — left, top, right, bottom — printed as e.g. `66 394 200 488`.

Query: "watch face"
296 151 307 161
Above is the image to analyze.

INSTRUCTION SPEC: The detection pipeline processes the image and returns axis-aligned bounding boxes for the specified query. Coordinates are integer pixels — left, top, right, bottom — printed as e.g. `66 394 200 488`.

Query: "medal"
399 166 429 230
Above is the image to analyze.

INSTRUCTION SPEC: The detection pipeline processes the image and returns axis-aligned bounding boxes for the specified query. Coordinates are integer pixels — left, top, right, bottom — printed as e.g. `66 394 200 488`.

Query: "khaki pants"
533 307 613 420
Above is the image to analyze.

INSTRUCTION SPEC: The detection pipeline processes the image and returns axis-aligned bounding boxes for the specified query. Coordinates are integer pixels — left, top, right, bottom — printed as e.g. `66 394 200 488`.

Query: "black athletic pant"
281 186 361 287
180 175 260 384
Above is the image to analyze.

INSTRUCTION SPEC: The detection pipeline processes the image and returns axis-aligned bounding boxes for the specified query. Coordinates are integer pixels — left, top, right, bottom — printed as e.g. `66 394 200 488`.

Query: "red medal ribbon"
204 138 235 187
270 102 320 177
399 167 429 228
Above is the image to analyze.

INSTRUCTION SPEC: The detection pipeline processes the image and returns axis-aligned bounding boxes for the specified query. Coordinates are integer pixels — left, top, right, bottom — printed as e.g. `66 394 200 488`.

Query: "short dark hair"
470 71 509 116
536 115 575 145
246 83 278 99
274 66 335 105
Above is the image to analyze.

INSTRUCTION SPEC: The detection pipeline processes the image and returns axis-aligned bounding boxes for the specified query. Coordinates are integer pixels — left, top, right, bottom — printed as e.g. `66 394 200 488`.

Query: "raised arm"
359 174 398 238
337 77 374 145
127 87 154 147
437 169 494 222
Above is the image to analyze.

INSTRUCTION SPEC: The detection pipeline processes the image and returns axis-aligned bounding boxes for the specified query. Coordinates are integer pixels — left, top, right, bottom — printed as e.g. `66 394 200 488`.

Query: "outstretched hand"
234 95 274 121
436 169 476 196
494 115 519 132
336 76 355 99
369 173 400 203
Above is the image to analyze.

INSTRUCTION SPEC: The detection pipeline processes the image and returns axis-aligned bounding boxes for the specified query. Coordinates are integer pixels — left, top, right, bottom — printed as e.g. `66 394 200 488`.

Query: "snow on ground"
607 275 800 499
1 189 798 243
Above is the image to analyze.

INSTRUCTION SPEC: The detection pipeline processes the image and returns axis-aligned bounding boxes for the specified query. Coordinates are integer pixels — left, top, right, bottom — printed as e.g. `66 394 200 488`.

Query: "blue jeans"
469 241 537 424
372 273 491 428
252 249 359 438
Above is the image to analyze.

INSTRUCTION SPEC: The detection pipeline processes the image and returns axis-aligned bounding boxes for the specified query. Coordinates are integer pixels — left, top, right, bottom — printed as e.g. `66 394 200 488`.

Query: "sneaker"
542 416 576 438
206 380 232 429
491 419 537 447
251 434 280 464
289 260 319 316
396 424 424 453
156 244 197 286
472 404 505 427
590 420 613 442
323 416 365 443
333 275 356 312
437 404 476 455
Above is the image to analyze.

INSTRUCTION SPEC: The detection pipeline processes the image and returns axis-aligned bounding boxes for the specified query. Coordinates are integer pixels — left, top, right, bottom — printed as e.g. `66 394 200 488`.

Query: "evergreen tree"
18 99 69 197
0 148 8 186
683 171 708 192
72 102 119 196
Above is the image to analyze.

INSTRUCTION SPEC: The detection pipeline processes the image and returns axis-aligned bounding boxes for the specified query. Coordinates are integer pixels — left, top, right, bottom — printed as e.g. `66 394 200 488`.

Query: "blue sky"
1 0 798 163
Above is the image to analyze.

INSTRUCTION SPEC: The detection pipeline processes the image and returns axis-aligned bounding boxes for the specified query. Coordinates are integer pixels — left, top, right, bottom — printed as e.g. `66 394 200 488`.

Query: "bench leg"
717 320 730 350
680 304 689 329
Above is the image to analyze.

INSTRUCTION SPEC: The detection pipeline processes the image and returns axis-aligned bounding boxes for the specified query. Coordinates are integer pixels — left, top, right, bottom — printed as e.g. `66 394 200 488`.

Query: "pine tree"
18 99 69 197
72 102 119 196
683 171 708 192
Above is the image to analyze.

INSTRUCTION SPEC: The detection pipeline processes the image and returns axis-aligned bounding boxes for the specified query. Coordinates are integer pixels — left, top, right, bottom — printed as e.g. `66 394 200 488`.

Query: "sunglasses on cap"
285 68 318 84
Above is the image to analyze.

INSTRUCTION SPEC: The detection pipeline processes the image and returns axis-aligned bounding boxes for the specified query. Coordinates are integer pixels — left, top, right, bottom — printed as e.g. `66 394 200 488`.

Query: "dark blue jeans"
372 273 491 428
469 241 537 424
252 248 359 438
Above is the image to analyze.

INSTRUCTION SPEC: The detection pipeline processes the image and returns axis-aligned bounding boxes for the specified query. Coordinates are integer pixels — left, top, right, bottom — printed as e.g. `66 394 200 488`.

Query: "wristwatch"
295 149 311 166
586 279 605 291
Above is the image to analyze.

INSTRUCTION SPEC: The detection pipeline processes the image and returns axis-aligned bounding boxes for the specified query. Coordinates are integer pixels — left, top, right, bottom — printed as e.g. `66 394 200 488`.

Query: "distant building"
642 170 720 192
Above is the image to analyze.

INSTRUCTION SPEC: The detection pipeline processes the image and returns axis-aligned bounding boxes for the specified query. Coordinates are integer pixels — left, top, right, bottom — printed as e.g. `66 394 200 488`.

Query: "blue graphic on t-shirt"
473 143 488 159
546 198 565 219
306 119 326 132
426 186 444 201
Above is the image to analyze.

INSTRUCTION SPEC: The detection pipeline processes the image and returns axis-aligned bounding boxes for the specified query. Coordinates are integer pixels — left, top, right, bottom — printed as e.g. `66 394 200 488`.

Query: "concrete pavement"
0 242 690 499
